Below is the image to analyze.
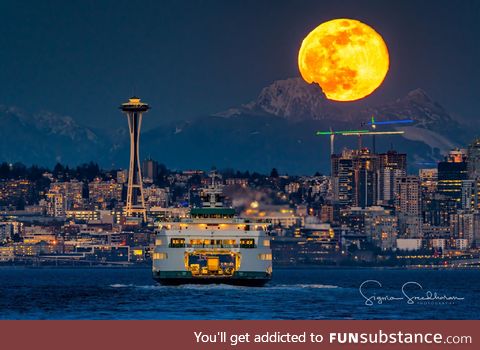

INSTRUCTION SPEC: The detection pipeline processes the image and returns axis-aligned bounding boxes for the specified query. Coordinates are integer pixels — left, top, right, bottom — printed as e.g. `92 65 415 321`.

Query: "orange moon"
298 18 389 101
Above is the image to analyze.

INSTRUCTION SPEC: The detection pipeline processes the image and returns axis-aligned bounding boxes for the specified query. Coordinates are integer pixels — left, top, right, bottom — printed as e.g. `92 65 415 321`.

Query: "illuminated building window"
133 249 143 256
258 253 272 261
153 253 168 260
240 238 255 248
169 238 185 248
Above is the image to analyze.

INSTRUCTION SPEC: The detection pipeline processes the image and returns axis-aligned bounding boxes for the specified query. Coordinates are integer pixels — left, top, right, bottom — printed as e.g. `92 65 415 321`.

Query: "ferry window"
263 240 270 247
222 239 236 247
240 238 255 248
190 239 203 247
153 253 168 260
258 253 272 261
155 238 163 246
170 238 185 248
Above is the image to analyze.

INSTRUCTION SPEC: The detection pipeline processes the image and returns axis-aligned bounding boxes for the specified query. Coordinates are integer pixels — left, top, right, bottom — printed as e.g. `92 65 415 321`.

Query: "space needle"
120 96 150 222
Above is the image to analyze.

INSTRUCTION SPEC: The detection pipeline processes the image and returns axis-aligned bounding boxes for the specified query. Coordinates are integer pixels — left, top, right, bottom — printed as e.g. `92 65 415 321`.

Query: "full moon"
298 18 389 101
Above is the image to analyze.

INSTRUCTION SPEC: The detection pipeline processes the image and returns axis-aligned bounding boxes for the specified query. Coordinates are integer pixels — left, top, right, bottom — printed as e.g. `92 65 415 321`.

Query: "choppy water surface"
0 267 478 319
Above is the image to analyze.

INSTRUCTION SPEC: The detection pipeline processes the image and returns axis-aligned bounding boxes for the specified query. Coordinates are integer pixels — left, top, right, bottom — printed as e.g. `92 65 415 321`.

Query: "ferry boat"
152 173 272 286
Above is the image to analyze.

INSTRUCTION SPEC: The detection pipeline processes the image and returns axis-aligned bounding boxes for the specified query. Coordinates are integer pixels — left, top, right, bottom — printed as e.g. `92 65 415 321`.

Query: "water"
0 267 478 319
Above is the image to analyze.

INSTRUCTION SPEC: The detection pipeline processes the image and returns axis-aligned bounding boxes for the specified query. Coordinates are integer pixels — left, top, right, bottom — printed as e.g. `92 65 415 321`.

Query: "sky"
0 0 479 130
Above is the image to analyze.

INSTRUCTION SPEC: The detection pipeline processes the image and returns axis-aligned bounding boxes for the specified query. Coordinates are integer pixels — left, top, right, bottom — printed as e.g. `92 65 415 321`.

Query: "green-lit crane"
316 128 405 154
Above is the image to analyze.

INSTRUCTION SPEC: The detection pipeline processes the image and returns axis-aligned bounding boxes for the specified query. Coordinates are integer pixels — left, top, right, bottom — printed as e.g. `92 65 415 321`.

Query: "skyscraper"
355 153 378 208
331 153 354 206
467 138 480 179
437 149 468 206
120 97 150 221
394 175 422 237
394 176 421 216
377 150 407 205
331 148 378 208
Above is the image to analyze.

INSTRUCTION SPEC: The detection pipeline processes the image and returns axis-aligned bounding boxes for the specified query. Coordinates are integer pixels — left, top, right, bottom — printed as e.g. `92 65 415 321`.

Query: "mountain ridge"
0 78 471 173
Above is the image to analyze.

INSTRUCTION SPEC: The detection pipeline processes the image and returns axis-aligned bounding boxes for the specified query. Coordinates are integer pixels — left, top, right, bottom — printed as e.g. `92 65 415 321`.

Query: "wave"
109 284 136 288
271 283 341 289
109 283 340 290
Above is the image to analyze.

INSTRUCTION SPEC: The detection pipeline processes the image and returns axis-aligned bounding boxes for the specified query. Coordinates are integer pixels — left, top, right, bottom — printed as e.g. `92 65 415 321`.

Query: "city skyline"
1 0 480 267
3 138 480 260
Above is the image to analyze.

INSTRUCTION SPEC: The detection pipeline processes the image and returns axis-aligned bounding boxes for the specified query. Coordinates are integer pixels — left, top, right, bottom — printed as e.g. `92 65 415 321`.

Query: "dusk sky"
0 0 479 130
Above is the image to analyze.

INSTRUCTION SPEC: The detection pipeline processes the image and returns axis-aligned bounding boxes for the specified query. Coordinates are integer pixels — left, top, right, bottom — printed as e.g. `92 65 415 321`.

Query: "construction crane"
316 128 370 155
364 116 413 152
316 116 412 155
341 130 405 150
316 128 406 154
367 115 413 129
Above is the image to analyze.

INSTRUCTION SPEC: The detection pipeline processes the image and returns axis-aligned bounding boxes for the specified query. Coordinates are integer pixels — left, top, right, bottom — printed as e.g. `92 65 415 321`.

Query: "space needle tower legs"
120 97 150 222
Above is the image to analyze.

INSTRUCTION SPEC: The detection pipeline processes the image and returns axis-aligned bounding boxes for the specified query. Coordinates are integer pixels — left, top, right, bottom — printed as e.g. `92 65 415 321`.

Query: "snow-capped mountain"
0 106 113 165
363 88 460 132
218 78 341 121
0 78 472 174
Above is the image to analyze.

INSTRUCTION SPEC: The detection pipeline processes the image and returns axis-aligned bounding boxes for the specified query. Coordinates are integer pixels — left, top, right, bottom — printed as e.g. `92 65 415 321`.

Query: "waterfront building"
454 238 469 251
340 206 396 249
0 221 22 242
430 238 446 252
396 238 423 251
364 208 398 251
450 211 475 247
300 220 339 251
0 246 14 262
